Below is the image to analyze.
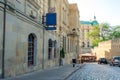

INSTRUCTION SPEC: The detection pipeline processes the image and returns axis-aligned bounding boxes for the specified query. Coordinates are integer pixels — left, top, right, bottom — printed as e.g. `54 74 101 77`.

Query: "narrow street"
1 64 82 80
66 63 120 80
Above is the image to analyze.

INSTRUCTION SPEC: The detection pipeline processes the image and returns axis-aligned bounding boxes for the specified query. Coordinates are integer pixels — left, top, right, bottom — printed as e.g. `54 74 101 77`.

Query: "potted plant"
60 48 66 65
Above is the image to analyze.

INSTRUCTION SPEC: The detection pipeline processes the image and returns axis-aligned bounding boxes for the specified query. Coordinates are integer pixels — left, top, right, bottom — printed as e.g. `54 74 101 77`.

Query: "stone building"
80 16 98 54
68 3 80 62
0 0 80 78
0 0 59 78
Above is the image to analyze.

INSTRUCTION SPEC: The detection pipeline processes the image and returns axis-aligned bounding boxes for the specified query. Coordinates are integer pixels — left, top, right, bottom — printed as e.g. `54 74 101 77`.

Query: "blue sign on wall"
46 13 56 26
46 27 56 30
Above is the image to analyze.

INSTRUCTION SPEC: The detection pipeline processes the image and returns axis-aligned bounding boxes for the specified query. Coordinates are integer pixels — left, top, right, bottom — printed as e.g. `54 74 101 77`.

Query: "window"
48 39 52 59
63 36 66 51
48 0 51 8
68 38 70 53
82 30 84 36
54 40 57 58
87 42 89 47
28 33 37 66
88 29 89 32
63 8 66 24
82 42 85 47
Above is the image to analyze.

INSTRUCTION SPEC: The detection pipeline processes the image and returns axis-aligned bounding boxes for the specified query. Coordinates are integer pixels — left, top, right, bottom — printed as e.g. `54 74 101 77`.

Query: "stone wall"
92 40 111 60
4 12 42 77
3 11 59 77
43 31 59 68
92 39 120 60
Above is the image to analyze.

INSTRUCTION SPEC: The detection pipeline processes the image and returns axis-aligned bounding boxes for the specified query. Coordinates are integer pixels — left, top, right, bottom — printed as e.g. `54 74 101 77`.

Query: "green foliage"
100 23 109 30
87 25 100 48
87 22 120 48
92 38 100 47
60 48 65 58
108 25 120 39
87 23 110 48
100 23 111 41
87 25 100 39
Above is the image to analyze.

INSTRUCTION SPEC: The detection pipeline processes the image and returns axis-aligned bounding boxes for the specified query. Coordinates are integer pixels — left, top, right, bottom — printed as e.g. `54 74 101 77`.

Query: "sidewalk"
1 64 84 80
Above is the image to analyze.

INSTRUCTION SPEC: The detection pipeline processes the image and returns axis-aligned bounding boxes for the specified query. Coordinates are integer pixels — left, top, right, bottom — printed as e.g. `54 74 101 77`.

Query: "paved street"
66 63 120 80
1 64 83 80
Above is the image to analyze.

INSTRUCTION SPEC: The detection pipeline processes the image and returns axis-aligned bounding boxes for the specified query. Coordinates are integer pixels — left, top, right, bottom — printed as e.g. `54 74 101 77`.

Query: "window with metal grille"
28 34 35 66
54 40 57 58
48 39 52 59
63 36 66 51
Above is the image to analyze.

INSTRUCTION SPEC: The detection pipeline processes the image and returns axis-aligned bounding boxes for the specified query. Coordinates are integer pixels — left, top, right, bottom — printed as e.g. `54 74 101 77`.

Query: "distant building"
80 16 99 54
93 38 120 60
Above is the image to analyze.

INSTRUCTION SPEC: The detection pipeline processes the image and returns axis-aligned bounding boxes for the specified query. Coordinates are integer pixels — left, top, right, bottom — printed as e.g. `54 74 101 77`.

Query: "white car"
110 56 120 67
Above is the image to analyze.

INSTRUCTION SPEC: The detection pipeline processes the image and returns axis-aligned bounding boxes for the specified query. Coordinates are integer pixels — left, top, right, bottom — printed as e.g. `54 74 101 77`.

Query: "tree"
87 23 110 47
87 25 100 48
100 23 111 41
108 25 120 39
87 22 120 48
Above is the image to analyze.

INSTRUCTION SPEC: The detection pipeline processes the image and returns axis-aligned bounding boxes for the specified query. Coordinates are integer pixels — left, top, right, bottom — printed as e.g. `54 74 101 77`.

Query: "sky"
68 0 120 26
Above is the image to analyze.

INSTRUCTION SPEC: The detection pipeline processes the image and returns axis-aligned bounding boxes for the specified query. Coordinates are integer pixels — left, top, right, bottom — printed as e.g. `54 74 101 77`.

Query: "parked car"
109 56 120 67
98 58 108 64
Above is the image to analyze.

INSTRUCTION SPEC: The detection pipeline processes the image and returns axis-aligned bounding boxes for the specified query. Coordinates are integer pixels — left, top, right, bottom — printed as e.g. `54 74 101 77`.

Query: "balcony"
27 0 40 9
67 28 79 37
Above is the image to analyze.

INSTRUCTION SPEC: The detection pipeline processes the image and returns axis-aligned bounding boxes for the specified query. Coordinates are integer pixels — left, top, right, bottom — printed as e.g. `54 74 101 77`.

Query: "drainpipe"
43 28 45 69
42 15 45 69
2 0 6 78
42 0 45 69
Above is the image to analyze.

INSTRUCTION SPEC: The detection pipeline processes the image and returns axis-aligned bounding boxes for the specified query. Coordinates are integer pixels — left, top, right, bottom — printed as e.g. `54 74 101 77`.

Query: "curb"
64 64 85 80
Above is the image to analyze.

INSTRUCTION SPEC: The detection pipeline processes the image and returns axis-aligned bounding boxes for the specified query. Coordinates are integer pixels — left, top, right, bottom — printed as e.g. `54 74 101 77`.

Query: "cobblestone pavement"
66 63 120 80
1 64 83 80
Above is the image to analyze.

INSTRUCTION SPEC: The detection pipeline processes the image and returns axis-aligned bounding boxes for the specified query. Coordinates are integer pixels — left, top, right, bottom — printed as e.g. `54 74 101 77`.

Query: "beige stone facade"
68 4 80 61
92 39 120 60
0 0 80 78
0 0 59 78
80 17 98 54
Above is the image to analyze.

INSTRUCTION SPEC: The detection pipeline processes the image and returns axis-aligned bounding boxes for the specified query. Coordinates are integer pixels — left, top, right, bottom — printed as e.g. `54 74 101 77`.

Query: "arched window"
48 0 51 8
82 42 85 48
63 36 66 51
48 39 52 59
54 40 57 58
28 33 37 66
87 42 89 47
